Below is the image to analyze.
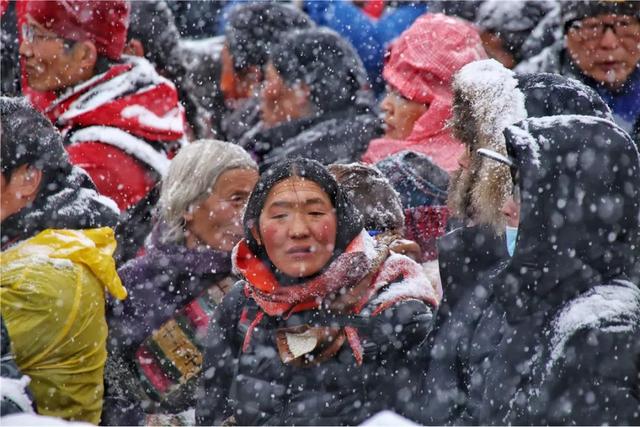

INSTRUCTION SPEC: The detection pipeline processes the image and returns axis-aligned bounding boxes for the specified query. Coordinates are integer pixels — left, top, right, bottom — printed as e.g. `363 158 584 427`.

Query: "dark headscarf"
243 158 363 278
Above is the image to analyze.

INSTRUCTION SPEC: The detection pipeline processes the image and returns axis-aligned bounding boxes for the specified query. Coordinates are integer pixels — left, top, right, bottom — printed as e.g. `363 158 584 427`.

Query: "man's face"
566 14 640 89
19 18 90 91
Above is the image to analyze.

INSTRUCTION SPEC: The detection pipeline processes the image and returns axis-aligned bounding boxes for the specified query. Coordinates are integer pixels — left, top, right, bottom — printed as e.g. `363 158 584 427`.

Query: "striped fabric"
134 281 231 404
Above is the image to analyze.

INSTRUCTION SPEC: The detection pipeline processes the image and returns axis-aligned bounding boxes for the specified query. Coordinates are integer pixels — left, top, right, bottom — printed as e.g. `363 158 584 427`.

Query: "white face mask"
505 225 518 257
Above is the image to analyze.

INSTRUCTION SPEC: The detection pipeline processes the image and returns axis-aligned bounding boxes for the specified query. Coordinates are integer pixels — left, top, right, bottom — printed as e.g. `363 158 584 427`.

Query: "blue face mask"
505 225 518 257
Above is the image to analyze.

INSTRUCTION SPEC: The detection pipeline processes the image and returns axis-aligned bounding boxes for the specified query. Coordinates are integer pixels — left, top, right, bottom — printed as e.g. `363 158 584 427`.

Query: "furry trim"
448 59 527 233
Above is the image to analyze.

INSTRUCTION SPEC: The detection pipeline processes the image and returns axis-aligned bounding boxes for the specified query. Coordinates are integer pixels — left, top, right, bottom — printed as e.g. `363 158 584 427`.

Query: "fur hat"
561 0 640 30
447 59 613 233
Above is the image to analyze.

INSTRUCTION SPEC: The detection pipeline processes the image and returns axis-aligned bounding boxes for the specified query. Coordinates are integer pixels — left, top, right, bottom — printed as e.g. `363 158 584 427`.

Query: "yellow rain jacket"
0 228 127 424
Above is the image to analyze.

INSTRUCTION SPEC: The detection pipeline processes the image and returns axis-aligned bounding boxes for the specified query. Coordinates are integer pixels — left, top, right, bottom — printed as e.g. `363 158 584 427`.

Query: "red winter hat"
25 0 130 60
383 13 486 104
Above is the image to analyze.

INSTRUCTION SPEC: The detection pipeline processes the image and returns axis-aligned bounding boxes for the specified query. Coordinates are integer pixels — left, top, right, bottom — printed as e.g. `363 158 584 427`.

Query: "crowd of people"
0 0 639 426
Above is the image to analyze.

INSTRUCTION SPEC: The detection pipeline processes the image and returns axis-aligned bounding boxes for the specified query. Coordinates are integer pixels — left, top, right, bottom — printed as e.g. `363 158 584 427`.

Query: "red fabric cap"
383 13 486 104
25 0 129 60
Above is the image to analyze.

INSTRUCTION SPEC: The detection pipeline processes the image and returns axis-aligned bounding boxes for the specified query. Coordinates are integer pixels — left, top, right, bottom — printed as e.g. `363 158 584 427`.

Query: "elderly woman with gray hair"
103 140 258 426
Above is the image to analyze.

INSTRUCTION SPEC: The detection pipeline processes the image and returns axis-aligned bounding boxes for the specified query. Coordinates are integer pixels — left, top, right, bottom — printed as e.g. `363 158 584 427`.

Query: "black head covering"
243 158 363 277
476 0 556 61
1 97 119 246
271 27 369 113
495 116 640 321
226 3 313 72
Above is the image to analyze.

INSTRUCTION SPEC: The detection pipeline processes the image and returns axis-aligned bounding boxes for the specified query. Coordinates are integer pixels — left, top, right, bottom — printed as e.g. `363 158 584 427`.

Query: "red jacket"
44 57 186 211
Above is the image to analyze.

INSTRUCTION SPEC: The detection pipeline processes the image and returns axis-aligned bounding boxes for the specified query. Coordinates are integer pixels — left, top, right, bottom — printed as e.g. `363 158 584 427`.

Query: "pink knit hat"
383 13 486 104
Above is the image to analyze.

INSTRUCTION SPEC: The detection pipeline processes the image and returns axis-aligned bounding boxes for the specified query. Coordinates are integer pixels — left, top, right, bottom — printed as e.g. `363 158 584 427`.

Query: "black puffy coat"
459 116 640 425
195 234 436 426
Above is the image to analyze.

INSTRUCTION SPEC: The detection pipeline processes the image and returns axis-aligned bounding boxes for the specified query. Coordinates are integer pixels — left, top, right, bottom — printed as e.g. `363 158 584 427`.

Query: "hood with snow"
362 13 487 172
494 115 639 321
447 59 613 232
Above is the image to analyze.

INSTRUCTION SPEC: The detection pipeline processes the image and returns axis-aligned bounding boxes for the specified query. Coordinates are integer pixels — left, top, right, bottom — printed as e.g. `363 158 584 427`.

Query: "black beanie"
243 158 363 268
270 27 369 113
561 0 640 30
226 3 313 72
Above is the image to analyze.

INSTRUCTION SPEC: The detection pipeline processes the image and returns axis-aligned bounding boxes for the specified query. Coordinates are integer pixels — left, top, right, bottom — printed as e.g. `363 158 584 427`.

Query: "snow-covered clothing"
515 37 640 135
240 97 381 169
195 230 439 425
0 228 126 424
103 226 235 425
448 59 613 232
1 316 34 416
44 56 186 211
475 0 558 63
304 0 427 94
362 14 487 172
221 95 260 143
458 116 640 425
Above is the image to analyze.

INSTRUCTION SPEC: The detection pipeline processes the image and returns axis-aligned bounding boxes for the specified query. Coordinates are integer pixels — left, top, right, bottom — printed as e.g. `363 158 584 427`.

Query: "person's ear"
250 226 262 245
13 165 42 199
75 40 98 72
123 38 145 57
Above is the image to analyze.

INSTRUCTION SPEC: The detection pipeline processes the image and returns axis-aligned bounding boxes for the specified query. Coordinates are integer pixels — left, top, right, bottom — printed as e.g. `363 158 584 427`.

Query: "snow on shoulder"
360 410 418 426
547 279 640 373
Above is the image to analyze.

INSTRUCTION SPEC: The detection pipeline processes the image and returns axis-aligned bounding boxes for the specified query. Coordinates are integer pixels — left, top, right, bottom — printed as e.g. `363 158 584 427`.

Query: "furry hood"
447 59 612 233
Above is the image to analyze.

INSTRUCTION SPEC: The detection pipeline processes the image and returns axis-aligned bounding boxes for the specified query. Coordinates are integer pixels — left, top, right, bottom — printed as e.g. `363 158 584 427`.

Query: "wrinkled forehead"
264 177 332 208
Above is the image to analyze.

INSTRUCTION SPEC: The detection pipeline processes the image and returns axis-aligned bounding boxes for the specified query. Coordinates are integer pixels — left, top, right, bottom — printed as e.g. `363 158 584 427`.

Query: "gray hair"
158 139 258 243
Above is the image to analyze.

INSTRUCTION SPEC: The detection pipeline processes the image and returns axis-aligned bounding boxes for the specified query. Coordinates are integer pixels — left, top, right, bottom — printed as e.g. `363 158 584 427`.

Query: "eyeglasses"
568 17 640 41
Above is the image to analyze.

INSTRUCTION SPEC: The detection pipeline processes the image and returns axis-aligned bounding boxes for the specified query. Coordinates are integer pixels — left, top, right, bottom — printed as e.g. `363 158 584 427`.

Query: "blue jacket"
305 1 427 94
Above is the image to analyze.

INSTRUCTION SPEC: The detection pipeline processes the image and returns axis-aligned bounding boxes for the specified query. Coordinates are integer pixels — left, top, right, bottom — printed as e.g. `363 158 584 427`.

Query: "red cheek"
260 222 283 246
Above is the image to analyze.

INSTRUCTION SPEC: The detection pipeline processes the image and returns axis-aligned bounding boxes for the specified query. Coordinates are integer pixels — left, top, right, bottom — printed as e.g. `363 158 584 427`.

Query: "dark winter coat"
0 165 119 249
515 41 640 135
195 232 437 426
458 116 640 425
221 96 261 143
103 229 235 425
238 95 382 170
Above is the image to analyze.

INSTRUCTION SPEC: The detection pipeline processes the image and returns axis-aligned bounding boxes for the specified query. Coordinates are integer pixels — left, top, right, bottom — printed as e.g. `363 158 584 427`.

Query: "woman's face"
255 177 338 278
184 168 259 251
380 89 429 140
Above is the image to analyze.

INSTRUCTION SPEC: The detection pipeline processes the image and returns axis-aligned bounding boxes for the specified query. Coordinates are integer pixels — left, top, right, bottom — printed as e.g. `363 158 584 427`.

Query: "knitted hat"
561 0 640 29
383 13 486 104
24 0 129 60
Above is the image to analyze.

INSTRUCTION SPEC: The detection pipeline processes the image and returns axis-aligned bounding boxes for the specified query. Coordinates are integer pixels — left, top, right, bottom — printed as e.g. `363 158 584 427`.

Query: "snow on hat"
561 0 640 29
226 3 313 72
383 13 487 105
25 0 130 60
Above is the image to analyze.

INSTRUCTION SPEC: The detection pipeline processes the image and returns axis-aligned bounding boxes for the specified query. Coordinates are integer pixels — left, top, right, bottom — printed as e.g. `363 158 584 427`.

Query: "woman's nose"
19 39 33 57
288 213 310 238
